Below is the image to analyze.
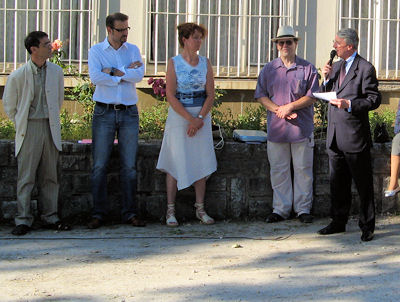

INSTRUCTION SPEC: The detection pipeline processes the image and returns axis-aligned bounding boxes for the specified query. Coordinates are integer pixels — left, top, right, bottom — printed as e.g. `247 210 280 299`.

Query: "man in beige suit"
3 31 70 235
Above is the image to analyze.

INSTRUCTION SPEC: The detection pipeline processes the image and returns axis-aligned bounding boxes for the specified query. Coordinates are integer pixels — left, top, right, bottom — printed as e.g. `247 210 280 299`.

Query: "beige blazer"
3 61 64 156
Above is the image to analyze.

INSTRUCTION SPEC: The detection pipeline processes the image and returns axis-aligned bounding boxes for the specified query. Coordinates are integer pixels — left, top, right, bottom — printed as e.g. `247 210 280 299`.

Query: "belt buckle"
113 104 121 111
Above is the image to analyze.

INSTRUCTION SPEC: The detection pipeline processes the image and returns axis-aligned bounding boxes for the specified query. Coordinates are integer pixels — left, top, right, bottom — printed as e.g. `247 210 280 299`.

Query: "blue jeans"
91 104 139 222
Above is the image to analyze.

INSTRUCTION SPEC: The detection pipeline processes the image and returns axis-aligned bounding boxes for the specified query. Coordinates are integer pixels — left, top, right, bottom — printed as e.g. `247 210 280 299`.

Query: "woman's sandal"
166 203 178 227
384 186 400 197
194 203 215 225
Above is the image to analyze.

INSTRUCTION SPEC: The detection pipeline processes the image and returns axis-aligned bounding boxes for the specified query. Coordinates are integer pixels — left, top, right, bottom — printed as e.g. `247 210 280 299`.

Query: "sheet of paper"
313 92 337 102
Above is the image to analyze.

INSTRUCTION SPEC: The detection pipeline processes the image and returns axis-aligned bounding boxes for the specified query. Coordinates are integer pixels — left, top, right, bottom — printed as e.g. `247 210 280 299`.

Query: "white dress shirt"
88 38 144 105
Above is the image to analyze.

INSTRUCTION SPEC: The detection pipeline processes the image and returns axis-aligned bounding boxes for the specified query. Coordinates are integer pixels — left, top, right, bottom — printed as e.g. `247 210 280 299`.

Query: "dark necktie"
339 61 346 86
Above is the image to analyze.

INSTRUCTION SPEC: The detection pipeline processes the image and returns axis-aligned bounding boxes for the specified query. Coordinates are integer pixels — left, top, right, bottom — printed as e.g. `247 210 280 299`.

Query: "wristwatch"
197 114 204 119
109 67 115 76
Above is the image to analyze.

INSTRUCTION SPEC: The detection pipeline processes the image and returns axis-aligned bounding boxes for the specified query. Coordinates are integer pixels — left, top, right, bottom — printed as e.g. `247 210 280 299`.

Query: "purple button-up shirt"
255 56 319 143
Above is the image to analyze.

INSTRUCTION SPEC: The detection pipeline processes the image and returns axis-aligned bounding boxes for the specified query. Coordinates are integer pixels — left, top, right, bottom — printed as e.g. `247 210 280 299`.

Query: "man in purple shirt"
255 26 319 223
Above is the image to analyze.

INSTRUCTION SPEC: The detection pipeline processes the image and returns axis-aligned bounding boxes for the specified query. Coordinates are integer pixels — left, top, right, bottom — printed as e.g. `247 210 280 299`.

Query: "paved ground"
1 215 400 302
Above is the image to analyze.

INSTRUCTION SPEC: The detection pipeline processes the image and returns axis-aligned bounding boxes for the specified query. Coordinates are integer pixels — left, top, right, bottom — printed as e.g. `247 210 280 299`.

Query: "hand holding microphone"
322 49 337 80
328 49 337 66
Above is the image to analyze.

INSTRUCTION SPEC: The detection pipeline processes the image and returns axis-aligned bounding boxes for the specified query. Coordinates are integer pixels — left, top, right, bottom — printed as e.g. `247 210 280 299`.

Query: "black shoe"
87 218 103 229
43 221 71 231
298 213 313 223
11 224 31 236
318 222 346 235
266 213 284 223
361 230 374 242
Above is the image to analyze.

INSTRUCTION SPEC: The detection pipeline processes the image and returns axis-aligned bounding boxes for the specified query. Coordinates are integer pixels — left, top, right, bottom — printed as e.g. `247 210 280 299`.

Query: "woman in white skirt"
156 22 217 226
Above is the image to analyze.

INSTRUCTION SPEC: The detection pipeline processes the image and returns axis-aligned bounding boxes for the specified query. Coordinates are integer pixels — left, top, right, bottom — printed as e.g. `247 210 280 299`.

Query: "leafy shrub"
369 109 396 139
314 100 329 139
60 109 92 141
214 105 266 138
0 118 15 139
139 101 169 139
65 75 95 124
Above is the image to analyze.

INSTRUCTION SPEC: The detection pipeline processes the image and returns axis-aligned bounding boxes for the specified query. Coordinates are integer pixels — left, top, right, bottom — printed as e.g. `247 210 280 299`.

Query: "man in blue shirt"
87 12 145 228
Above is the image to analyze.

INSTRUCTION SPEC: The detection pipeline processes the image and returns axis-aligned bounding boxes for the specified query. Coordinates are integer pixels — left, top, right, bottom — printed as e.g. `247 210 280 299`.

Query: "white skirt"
156 106 217 190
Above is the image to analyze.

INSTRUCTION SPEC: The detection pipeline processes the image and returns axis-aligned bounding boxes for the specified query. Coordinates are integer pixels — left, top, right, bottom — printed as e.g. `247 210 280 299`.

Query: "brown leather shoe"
129 216 146 227
87 218 103 229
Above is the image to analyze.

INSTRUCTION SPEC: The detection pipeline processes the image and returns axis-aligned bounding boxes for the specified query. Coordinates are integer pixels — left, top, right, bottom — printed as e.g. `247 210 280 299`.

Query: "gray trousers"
267 137 314 218
15 119 60 226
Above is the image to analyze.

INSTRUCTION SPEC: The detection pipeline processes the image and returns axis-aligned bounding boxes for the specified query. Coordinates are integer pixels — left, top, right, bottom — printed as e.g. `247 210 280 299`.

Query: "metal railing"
0 0 98 74
145 0 293 78
339 0 400 79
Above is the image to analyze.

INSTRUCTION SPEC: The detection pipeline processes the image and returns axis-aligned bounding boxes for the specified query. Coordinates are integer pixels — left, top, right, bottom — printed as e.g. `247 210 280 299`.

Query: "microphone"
328 49 337 66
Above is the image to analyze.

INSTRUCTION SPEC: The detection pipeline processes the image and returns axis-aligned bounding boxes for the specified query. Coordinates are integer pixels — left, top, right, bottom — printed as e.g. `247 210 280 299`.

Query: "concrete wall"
0 139 398 224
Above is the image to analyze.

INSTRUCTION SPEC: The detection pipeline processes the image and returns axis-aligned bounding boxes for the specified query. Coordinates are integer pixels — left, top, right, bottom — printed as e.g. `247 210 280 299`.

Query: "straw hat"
271 25 300 42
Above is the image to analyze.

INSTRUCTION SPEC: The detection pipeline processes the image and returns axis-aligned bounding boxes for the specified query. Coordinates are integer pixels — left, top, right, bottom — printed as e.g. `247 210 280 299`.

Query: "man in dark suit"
318 28 381 241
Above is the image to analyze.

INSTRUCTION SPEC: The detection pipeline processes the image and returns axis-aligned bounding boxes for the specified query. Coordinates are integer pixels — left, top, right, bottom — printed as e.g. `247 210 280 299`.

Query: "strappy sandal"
166 203 178 227
194 203 215 225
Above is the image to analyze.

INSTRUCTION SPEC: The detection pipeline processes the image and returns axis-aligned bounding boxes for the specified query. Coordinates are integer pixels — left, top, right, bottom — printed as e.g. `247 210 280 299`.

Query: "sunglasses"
112 27 131 32
277 40 294 46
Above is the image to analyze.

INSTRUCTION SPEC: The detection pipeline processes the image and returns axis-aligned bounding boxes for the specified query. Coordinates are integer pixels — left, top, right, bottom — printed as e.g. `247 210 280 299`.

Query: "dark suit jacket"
323 54 381 153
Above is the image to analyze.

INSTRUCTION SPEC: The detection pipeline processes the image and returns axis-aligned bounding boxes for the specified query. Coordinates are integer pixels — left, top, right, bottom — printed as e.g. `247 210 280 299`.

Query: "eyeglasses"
332 40 346 47
112 27 131 32
277 40 294 46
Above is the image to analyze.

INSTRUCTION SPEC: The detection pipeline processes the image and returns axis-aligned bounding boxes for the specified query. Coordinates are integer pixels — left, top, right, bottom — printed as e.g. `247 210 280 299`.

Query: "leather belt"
96 102 135 110
175 90 206 99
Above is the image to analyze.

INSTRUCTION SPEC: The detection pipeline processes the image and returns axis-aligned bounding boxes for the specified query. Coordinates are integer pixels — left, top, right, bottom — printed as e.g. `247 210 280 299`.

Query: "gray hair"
337 28 359 49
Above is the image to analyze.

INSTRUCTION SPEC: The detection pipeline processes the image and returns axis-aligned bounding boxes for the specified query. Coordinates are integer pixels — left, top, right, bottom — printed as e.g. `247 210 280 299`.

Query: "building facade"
1 0 399 109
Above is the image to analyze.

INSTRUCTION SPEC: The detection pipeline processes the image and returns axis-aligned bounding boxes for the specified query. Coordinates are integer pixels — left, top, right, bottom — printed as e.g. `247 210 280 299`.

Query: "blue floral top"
173 54 207 94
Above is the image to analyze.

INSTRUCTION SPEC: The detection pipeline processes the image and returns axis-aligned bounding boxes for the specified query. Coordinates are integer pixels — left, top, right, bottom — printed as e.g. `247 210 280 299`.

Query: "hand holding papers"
313 92 350 109
313 92 337 102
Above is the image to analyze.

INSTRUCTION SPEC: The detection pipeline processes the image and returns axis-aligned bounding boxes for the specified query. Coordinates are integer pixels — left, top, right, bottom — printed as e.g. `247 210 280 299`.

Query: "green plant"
59 109 92 141
214 105 266 138
314 100 329 139
65 75 96 124
0 118 15 139
139 101 169 139
369 109 396 138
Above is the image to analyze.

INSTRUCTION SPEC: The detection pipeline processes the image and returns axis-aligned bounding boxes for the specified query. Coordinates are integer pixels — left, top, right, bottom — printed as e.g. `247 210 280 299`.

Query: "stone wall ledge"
0 139 398 224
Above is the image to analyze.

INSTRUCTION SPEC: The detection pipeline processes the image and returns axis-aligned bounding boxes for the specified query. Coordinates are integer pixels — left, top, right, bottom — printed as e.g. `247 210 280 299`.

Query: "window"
0 0 96 73
339 0 400 79
147 0 292 77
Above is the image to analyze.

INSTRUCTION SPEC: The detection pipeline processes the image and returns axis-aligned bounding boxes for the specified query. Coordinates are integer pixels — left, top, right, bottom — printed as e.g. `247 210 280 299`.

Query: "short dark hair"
106 12 129 28
24 31 48 54
177 23 207 48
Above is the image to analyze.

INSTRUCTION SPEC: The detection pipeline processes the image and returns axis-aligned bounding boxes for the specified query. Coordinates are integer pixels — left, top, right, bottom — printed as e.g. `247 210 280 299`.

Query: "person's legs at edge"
387 133 400 192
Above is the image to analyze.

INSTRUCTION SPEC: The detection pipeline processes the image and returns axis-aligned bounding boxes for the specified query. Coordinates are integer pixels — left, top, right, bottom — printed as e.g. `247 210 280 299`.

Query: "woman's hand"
187 125 198 137
187 117 204 137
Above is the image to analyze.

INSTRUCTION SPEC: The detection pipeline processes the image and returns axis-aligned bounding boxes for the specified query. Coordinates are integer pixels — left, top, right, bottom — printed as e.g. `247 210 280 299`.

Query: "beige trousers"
15 119 60 226
267 137 314 218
